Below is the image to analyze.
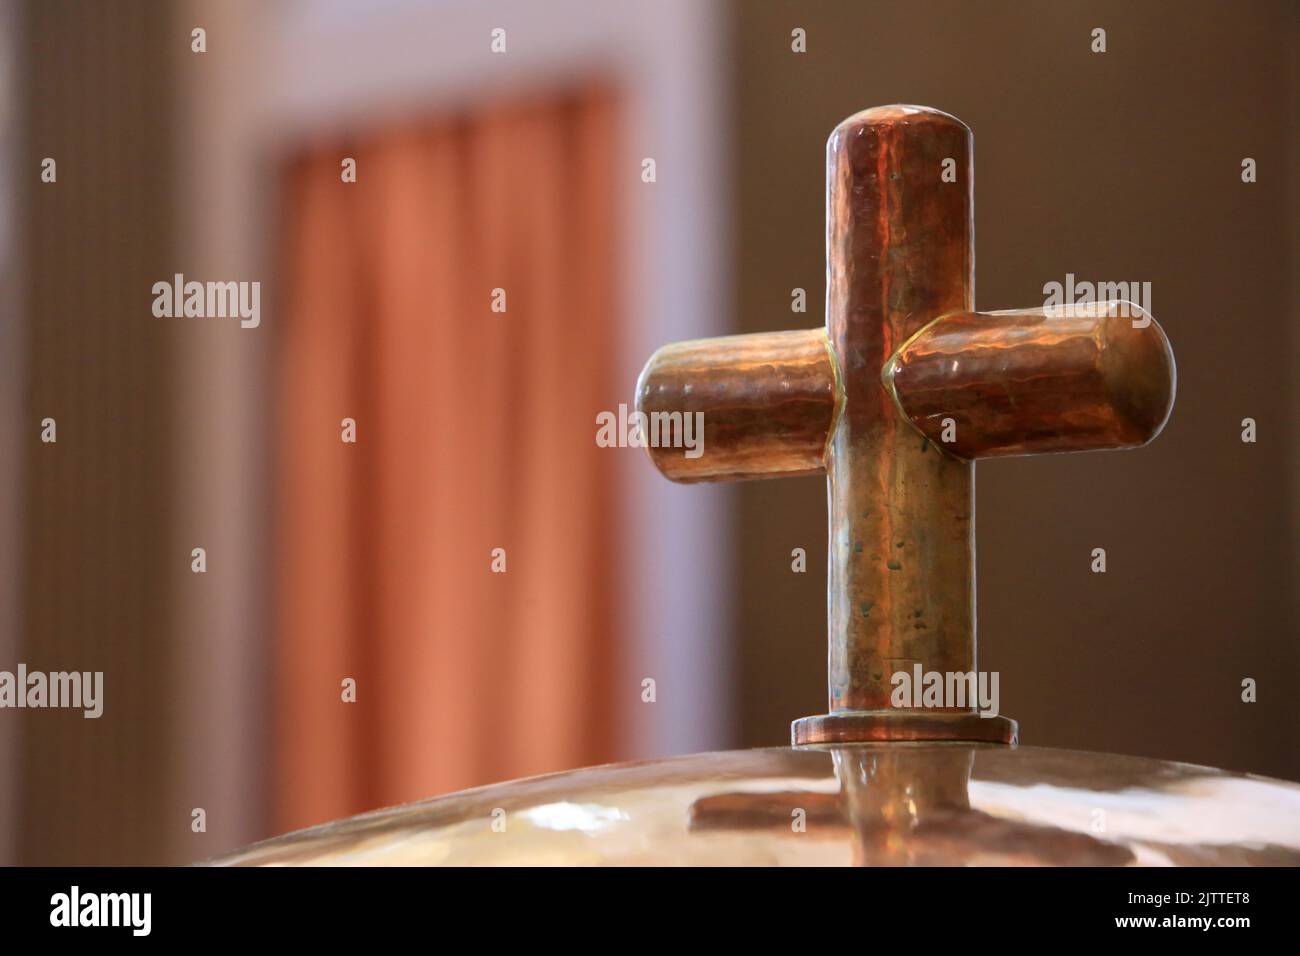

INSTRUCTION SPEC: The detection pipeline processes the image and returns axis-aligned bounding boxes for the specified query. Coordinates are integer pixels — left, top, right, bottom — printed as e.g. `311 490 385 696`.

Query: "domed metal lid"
214 746 1300 866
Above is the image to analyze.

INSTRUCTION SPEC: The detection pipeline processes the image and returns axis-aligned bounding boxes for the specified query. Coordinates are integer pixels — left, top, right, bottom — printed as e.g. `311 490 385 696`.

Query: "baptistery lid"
214 746 1300 866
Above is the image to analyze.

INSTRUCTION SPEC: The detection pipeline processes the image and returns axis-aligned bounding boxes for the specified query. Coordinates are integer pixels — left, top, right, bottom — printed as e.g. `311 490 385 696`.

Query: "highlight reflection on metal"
213 748 1300 866
634 106 1176 746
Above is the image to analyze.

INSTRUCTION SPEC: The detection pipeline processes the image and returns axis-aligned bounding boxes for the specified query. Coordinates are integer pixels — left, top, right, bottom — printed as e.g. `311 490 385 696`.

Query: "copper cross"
636 105 1175 746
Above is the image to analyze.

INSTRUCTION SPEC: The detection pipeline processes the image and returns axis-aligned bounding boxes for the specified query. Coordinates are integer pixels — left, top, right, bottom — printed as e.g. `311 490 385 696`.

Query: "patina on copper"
634 105 1176 747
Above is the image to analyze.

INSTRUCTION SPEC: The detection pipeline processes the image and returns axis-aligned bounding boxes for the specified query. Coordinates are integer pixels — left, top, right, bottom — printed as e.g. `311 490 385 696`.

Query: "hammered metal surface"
211 746 1300 866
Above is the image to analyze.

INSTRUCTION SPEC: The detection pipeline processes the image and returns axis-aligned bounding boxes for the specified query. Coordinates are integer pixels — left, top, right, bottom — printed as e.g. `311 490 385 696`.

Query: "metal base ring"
792 710 1018 747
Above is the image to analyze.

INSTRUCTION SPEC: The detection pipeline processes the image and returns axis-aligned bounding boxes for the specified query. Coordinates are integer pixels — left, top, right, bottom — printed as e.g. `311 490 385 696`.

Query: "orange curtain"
274 88 623 833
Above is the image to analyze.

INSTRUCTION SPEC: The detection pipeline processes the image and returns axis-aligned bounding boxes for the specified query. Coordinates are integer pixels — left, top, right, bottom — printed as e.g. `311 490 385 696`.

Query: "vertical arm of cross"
809 107 981 744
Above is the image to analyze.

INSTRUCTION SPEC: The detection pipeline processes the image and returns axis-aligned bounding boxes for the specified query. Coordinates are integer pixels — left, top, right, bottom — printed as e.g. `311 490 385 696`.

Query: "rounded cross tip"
831 104 970 135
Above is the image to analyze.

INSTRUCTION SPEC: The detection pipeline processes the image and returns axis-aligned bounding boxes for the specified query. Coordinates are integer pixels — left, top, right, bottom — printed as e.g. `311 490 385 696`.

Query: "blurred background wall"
0 0 1295 864
9 0 180 866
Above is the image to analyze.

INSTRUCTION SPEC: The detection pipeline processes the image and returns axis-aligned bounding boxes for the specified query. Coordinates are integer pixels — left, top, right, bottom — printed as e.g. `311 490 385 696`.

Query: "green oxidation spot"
887 560 903 571
853 542 864 554
921 438 930 453
859 600 874 618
